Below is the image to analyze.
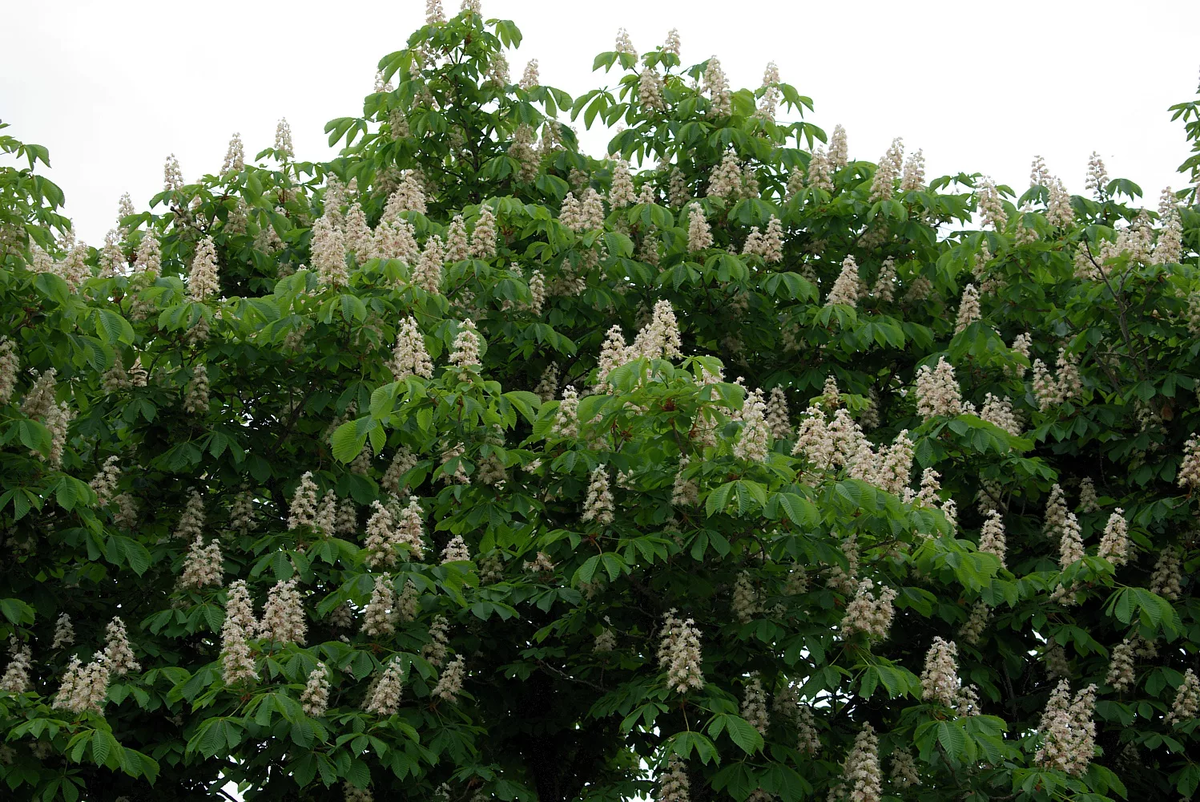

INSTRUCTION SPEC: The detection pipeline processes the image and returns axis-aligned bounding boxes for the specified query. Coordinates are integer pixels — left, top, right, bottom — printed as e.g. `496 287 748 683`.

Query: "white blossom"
301 663 331 717
1097 509 1129 566
733 389 770 462
449 320 482 369
1106 638 1137 692
0 638 33 694
52 613 75 650
920 637 960 707
362 576 396 638
1035 681 1097 775
1166 669 1200 726
432 654 466 702
257 578 306 645
390 317 433 381
826 256 863 307
582 466 615 526
188 237 220 301
657 609 704 693
179 536 224 590
221 580 258 684
914 358 962 419
366 658 405 715
288 472 320 529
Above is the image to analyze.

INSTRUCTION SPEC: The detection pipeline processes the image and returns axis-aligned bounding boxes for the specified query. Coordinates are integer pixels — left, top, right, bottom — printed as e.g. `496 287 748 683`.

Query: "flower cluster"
183 363 210 415
838 724 883 802
1179 435 1200 490
1086 151 1108 196
954 283 981 333
1149 547 1183 601
1058 511 1084 568
395 499 428 559
365 658 405 715
0 337 18 405
363 501 398 569
1032 348 1083 410
702 56 731 116
301 663 331 717
826 255 863 307
288 472 320 529
1166 669 1200 726
53 655 111 714
1035 681 1097 776
657 609 704 693
914 357 963 419
390 317 434 380
731 572 759 623
1043 483 1068 539
89 456 122 505
582 466 614 526
976 178 1007 230
559 189 605 232
632 300 683 360
423 615 451 668
686 202 712 252
1106 638 1137 692
441 534 471 563
257 578 306 644
0 638 32 694
920 637 960 707
432 654 466 703
363 576 396 638
741 674 769 735
980 393 1022 436
1097 509 1129 566
978 511 1007 567
891 748 920 787
179 536 223 589
52 614 75 650
449 320 482 369
900 148 925 192
802 148 834 192
188 236 220 301
959 601 991 646
869 137 903 202
655 754 691 802
220 581 257 684
733 389 770 462
841 578 897 639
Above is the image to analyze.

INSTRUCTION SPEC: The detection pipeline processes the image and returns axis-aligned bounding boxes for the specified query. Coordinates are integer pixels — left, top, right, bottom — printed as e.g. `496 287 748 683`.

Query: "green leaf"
721 715 764 755
331 420 368 464
18 420 53 457
670 731 719 765
340 293 367 323
574 555 601 586
91 731 113 766
705 482 736 517
0 598 35 625
122 538 152 576
95 309 135 345
936 720 966 759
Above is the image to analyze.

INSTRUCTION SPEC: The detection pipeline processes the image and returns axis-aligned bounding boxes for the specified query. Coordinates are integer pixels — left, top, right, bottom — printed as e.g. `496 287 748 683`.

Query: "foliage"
1 6 1199 802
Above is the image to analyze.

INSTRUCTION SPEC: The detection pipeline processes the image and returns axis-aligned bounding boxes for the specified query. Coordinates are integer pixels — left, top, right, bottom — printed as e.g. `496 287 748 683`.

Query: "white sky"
3 0 1198 246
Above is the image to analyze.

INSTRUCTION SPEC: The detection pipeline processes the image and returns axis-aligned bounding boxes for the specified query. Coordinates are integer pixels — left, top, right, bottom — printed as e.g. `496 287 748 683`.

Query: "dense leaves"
1 6 1198 802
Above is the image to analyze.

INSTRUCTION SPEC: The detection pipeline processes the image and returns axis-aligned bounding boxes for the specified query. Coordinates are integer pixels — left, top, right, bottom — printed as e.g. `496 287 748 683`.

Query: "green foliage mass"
1 6 1199 801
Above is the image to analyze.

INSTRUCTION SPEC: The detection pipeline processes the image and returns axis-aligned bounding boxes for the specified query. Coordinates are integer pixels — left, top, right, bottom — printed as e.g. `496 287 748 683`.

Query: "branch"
535 658 607 692
1084 240 1146 381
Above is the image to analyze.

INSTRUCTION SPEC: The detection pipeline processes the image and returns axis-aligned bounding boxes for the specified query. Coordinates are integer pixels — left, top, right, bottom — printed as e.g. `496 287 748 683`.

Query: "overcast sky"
2 0 1198 246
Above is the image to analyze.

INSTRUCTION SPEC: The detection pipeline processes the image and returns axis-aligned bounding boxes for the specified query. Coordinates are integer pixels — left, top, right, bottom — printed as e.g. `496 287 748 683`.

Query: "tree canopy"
1 3 1199 801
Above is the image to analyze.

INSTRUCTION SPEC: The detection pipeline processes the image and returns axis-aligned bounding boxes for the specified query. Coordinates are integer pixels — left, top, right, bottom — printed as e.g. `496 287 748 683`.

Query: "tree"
1 4 1198 801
